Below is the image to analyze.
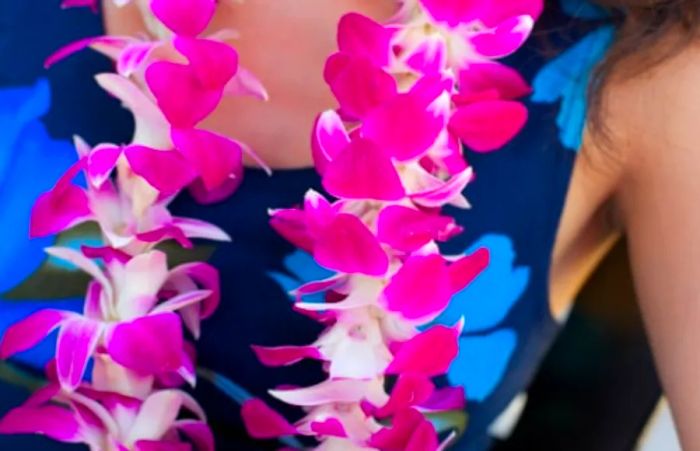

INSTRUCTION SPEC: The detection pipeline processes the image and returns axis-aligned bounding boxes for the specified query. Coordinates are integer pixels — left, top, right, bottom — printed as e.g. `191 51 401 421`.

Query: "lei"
0 0 541 450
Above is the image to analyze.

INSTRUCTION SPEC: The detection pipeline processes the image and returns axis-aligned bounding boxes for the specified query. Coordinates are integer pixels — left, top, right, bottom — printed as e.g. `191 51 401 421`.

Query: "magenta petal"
314 213 389 276
106 313 183 375
0 310 68 359
150 0 216 37
174 37 239 89
310 418 347 438
269 208 314 253
252 345 322 367
325 53 397 120
370 408 438 451
405 35 448 75
86 144 122 187
44 35 123 68
171 128 243 191
382 254 452 320
363 93 443 161
410 167 473 208
124 145 197 195
377 205 457 252
0 405 82 443
337 13 392 66
137 225 193 249
30 185 91 238
176 420 214 451
420 386 466 411
449 247 490 292
419 0 479 27
312 110 350 175
375 374 435 418
478 0 544 27
458 63 531 101
449 100 527 152
31 159 91 237
241 399 296 439
56 317 103 390
470 15 534 59
188 177 242 205
146 62 222 128
118 41 157 77
386 325 459 377
322 138 405 201
406 420 439 451
134 441 191 451
169 262 220 319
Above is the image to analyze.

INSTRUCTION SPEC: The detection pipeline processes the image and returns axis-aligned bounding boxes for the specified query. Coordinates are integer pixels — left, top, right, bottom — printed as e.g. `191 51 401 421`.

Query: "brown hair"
589 0 700 135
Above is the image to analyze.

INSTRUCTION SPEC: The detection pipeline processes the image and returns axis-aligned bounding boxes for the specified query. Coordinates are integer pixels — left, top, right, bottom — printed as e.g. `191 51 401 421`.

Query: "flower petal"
56 317 103 390
0 405 83 443
363 93 443 161
128 390 183 443
174 37 238 89
369 408 438 451
146 62 222 129
325 53 397 120
124 145 197 195
251 345 322 367
312 110 350 175
449 100 527 152
377 205 459 252
168 262 220 319
322 138 405 201
0 309 68 359
270 379 371 406
241 399 296 439
386 325 459 377
375 374 435 418
86 144 122 188
382 254 453 321
175 420 214 451
469 15 535 59
337 13 392 66
150 0 216 37
314 213 388 276
106 313 184 375
449 247 490 292
171 128 243 191
170 217 231 242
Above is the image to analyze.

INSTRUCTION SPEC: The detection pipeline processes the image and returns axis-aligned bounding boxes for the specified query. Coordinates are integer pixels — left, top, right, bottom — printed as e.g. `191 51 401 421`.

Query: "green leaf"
427 409 469 438
4 222 216 301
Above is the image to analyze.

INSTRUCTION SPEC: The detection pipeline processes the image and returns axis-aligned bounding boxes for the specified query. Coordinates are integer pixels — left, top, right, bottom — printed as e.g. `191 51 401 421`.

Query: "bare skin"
105 3 700 448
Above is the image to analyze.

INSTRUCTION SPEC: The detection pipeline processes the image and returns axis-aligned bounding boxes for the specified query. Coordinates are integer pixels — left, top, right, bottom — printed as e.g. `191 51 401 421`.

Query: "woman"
0 0 697 449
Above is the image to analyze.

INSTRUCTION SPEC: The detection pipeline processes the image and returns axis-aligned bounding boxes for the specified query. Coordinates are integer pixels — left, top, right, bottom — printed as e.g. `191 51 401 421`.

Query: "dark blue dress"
0 1 614 449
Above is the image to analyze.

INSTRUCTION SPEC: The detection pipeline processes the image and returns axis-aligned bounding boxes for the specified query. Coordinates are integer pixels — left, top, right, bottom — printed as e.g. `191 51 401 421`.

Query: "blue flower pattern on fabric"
531 0 614 151
0 79 76 293
438 235 530 402
269 234 530 404
0 79 83 368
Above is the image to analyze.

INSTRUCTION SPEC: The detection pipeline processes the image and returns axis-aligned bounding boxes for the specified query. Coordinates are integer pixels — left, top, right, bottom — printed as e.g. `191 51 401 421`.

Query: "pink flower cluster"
242 1 541 449
0 0 263 449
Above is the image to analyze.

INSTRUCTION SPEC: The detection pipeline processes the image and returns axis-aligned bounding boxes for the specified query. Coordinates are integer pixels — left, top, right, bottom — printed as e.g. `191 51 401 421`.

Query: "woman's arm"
608 42 700 450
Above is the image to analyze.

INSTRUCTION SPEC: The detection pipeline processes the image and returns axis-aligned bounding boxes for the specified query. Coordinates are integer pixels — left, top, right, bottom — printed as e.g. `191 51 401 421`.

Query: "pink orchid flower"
30 138 230 253
0 381 213 451
0 248 218 392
